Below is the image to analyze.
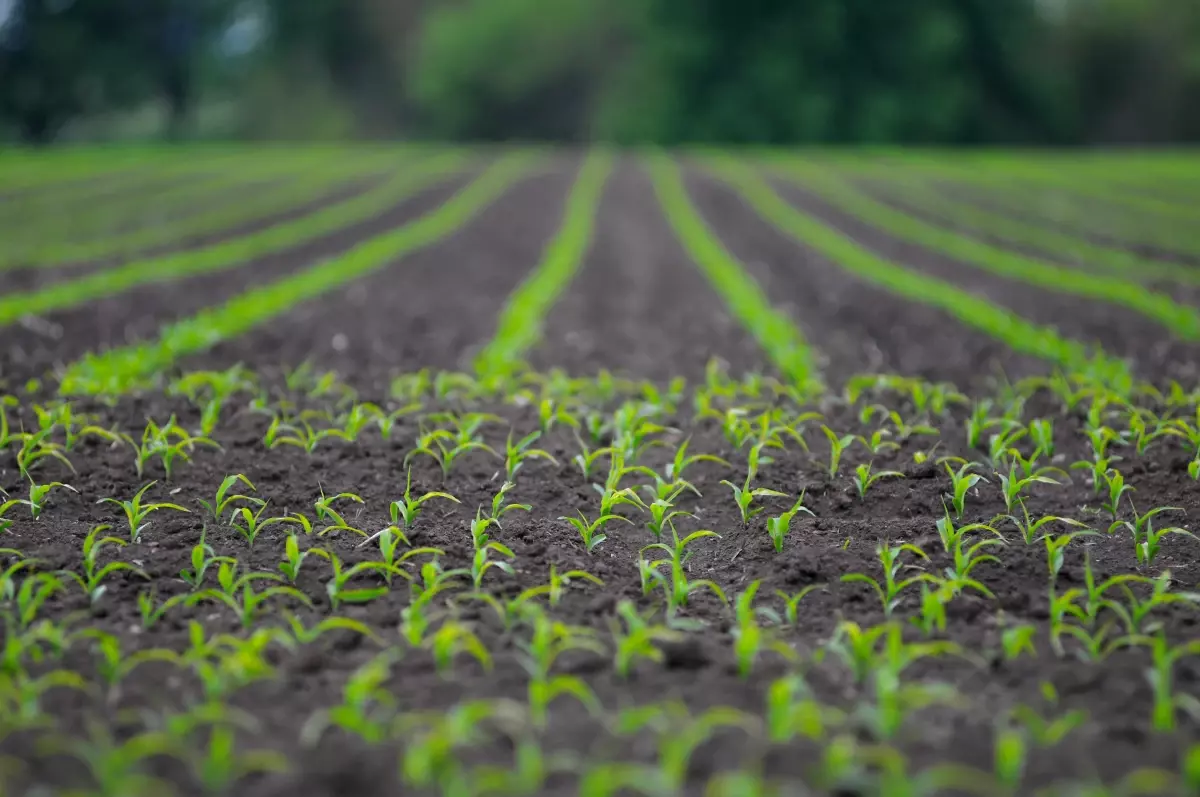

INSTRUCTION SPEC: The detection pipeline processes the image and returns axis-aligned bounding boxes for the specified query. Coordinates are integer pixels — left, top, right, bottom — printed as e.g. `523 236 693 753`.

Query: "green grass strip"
649 153 822 392
58 153 537 397
474 150 614 381
708 157 1133 391
843 157 1200 257
853 172 1200 286
1 159 396 270
0 154 470 328
776 162 1200 340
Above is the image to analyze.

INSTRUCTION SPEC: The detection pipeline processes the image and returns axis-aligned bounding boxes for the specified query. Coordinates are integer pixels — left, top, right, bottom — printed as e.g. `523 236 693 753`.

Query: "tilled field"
1 147 1199 797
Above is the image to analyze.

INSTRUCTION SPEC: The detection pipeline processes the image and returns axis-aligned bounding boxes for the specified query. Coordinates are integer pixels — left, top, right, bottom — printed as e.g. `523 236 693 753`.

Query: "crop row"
0 152 472 328
7 150 1199 407
0 153 407 270
2 359 1199 794
836 156 1200 258
56 153 536 396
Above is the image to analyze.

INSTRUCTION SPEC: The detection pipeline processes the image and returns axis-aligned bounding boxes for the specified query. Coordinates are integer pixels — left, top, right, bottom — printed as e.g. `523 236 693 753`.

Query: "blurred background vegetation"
0 0 1196 145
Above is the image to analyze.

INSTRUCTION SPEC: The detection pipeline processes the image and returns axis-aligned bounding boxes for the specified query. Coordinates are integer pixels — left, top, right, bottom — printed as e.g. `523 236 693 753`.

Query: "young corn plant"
853 462 904 501
995 461 1063 513
720 445 787 526
481 480 531 529
1096 468 1135 520
943 460 987 519
405 423 499 482
572 434 613 483
765 492 815 553
277 534 326 584
179 531 234 590
820 425 856 478
644 487 695 540
312 487 366 536
1002 497 1091 545
841 541 940 617
2 480 75 520
935 512 1006 588
642 528 726 620
561 509 631 553
609 600 680 678
502 429 558 482
121 415 219 480
390 468 460 530
196 474 262 530
730 581 796 678
99 481 189 543
1108 505 1193 567
1143 632 1200 733
194 561 313 629
60 523 149 605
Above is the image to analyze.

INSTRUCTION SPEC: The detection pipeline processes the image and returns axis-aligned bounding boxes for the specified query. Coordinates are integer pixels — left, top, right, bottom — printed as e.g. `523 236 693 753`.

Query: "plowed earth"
0 154 1197 797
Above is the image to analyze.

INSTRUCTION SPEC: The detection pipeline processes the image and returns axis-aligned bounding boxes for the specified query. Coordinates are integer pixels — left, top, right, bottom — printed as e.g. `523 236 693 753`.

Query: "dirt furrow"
682 168 1047 392
0 172 477 389
767 176 1200 385
179 164 581 395
0 174 395 296
530 158 765 383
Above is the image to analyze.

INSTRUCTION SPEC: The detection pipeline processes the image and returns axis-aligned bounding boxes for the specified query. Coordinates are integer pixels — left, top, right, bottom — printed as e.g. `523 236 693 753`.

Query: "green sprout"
61 523 149 605
764 492 815 553
99 481 190 543
853 462 904 500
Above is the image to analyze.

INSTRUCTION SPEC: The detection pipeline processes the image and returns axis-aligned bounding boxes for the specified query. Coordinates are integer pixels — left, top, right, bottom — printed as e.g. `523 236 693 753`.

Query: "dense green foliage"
0 0 1196 144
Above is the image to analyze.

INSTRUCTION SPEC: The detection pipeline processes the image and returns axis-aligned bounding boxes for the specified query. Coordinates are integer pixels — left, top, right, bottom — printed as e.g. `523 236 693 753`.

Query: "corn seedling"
193 561 312 628
277 534 326 584
841 542 939 617
503 429 558 481
301 648 401 746
390 468 460 530
405 423 499 482
943 460 987 518
312 486 365 533
821 425 856 478
1096 468 1136 520
774 584 826 626
469 541 516 588
321 552 393 610
1143 633 1200 732
642 527 726 617
561 509 632 553
99 481 189 543
3 480 75 520
731 581 796 677
1107 505 1192 566
720 445 787 526
996 461 1063 513
644 488 696 540
765 491 815 553
61 523 149 605
196 474 262 530
609 600 680 677
1002 497 1092 545
935 512 1006 584
572 434 613 482
481 480 531 529
853 462 904 500
121 416 219 480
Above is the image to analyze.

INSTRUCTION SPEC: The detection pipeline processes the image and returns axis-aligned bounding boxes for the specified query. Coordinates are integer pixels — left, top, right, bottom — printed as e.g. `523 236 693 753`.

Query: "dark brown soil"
183 166 580 393
530 159 766 382
764 176 1200 386
0 153 1197 797
0 172 401 296
682 168 1049 392
0 173 476 389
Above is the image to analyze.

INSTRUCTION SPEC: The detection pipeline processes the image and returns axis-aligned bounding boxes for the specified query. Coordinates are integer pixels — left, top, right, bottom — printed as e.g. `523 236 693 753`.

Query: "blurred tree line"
0 0 1196 144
